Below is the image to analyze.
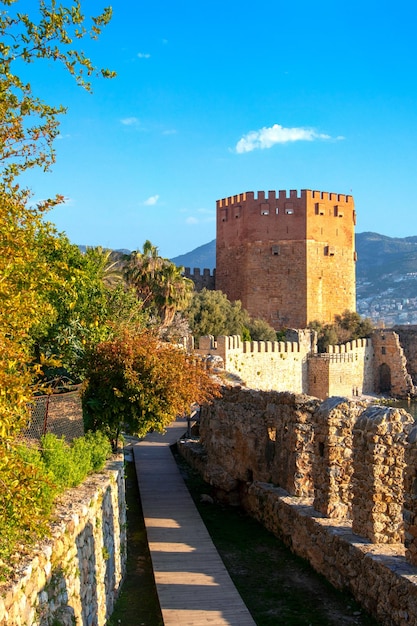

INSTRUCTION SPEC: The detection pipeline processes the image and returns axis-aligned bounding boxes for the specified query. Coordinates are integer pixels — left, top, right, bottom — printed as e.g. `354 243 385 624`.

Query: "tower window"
285 208 294 215
315 203 325 215
271 245 280 256
261 203 269 215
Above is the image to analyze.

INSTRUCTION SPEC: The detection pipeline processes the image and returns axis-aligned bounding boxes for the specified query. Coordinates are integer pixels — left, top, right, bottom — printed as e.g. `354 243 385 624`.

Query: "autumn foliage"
82 329 220 448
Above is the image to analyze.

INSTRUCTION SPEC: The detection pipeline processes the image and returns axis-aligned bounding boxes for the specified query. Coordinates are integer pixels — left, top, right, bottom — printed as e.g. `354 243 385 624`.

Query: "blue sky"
17 0 417 259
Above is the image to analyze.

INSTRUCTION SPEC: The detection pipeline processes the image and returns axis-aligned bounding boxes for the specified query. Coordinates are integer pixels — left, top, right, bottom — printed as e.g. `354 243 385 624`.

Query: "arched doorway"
379 363 391 393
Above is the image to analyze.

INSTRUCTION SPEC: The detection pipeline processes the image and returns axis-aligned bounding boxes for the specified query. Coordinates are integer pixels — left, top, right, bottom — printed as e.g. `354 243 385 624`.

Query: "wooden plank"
133 421 256 626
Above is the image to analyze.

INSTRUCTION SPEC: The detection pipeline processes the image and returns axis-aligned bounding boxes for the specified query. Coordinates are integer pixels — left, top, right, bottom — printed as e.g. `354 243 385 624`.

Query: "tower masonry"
215 189 356 330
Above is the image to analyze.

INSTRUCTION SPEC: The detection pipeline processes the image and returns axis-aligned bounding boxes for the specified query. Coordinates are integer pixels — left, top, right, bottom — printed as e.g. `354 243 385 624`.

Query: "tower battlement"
217 189 354 209
216 188 356 330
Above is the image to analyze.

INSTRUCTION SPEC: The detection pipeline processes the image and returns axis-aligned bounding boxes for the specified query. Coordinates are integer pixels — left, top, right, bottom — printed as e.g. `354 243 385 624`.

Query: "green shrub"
67 436 93 487
40 431 112 490
0 444 58 579
41 433 73 490
0 431 112 580
84 430 113 471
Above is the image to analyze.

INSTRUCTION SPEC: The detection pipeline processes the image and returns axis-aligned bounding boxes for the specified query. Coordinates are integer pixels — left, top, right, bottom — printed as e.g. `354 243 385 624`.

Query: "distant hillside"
355 232 417 281
171 240 216 270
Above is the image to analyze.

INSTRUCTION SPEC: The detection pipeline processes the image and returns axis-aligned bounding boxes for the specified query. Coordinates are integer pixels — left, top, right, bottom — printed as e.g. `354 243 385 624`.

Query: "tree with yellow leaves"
0 0 114 578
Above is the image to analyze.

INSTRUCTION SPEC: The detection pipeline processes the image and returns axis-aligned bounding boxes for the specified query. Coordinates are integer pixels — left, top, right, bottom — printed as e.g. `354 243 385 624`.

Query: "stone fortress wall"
183 267 215 291
179 389 417 626
0 458 126 626
195 327 416 399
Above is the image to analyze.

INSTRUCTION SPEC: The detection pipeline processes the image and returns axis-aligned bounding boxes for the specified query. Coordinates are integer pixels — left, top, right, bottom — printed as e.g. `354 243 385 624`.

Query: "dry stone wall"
179 387 417 626
196 386 319 497
393 325 417 388
313 397 367 518
372 330 414 396
352 406 413 543
0 458 126 626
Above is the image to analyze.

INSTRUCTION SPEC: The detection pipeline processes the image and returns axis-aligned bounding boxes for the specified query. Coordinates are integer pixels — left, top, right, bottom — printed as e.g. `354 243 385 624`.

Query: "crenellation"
198 335 216 351
183 267 215 291
216 189 353 212
242 341 251 354
179 388 417 626
197 332 402 400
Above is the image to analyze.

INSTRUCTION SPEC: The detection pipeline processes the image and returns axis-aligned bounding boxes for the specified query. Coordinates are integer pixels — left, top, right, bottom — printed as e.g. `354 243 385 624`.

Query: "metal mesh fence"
21 385 84 443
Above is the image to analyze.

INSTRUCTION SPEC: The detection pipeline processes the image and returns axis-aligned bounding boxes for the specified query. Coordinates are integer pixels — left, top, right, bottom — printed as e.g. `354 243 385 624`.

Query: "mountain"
171 240 216 270
355 232 417 281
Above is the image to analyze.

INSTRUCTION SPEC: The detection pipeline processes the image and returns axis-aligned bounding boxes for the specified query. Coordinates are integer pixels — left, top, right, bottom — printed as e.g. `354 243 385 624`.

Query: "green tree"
309 310 373 353
32 235 147 380
82 329 220 449
154 261 194 327
0 1 114 578
186 289 253 343
246 318 277 342
334 310 374 341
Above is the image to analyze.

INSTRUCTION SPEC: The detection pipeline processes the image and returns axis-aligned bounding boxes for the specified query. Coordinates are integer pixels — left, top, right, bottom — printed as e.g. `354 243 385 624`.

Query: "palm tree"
124 240 163 305
124 241 194 327
155 261 194 327
84 246 123 289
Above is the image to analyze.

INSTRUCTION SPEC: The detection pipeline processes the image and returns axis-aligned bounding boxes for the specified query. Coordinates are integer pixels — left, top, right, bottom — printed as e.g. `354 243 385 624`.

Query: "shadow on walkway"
133 420 256 626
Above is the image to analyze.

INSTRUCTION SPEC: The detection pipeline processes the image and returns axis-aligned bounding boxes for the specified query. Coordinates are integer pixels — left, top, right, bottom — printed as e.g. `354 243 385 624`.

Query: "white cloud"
137 52 151 59
182 208 216 225
143 195 160 206
235 123 332 153
120 117 140 126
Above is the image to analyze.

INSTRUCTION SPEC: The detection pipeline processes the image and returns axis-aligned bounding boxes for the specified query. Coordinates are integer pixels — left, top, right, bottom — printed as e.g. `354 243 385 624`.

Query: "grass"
109 447 380 626
107 458 163 626
174 448 379 626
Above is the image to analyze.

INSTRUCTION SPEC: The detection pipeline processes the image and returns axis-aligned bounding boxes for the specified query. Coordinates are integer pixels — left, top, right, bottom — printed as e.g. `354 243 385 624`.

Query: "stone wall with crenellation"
196 329 414 400
178 387 417 626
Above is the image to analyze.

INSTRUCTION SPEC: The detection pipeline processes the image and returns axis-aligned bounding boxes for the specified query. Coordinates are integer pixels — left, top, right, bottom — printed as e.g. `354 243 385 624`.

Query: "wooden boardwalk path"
133 420 256 626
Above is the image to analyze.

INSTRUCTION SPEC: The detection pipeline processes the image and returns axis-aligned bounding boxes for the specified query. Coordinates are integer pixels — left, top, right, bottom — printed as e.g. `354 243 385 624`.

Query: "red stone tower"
215 189 356 330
